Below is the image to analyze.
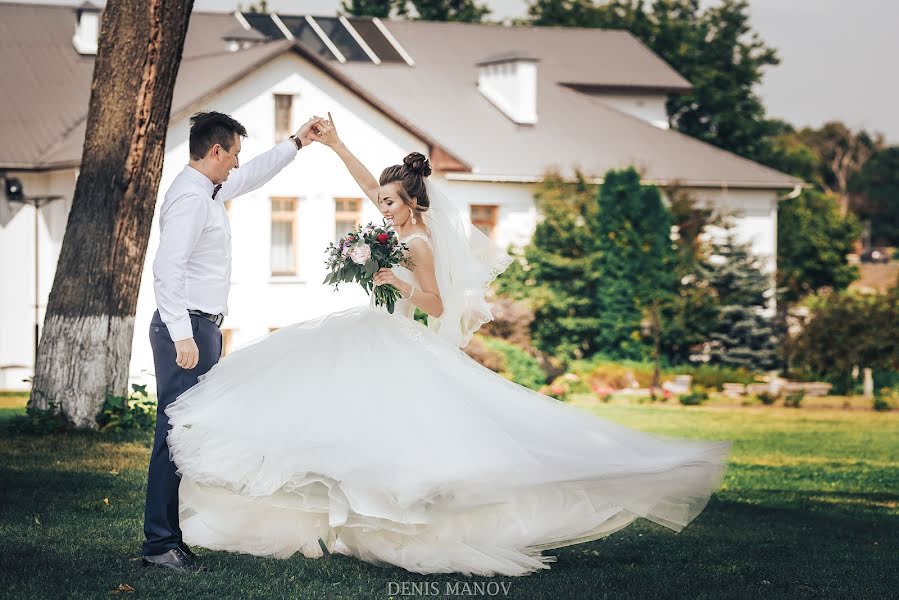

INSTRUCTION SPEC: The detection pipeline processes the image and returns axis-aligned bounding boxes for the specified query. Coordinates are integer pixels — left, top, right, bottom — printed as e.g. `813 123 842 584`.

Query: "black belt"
188 309 224 328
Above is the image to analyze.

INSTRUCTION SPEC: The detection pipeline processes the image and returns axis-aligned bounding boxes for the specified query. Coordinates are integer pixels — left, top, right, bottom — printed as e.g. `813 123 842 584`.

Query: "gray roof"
0 4 799 189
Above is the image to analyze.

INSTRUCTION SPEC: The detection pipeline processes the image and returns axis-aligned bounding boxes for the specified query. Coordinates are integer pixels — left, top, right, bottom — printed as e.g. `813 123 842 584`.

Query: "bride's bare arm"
314 113 379 206
373 239 444 318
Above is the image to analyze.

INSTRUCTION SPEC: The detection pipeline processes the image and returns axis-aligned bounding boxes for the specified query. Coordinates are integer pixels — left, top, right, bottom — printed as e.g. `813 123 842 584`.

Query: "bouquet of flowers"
323 220 410 313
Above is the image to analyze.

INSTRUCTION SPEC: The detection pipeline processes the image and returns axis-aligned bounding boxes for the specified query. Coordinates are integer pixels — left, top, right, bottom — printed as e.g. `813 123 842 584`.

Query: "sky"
8 0 899 142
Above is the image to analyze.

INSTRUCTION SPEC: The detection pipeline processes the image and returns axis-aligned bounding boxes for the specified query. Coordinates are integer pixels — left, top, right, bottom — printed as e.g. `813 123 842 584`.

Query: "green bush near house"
678 390 709 406
480 336 546 391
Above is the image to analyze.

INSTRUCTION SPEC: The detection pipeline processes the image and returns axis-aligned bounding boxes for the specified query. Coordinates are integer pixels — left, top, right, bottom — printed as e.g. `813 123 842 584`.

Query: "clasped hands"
294 112 340 148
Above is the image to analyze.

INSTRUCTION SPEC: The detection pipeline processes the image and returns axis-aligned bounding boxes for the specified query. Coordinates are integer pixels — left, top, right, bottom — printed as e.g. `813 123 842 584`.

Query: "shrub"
541 373 591 402
790 289 898 391
7 396 67 435
481 336 547 391
96 384 156 431
756 391 779 405
679 390 709 406
873 397 892 412
479 295 536 349
874 388 896 412
677 364 757 390
464 336 505 373
783 390 805 408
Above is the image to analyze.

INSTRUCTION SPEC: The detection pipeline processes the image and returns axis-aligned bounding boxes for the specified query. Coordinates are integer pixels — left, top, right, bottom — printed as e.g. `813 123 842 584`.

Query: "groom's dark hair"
189 112 248 160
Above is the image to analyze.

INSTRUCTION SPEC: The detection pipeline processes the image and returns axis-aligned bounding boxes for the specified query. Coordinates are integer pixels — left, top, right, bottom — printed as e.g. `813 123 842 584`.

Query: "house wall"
0 169 77 389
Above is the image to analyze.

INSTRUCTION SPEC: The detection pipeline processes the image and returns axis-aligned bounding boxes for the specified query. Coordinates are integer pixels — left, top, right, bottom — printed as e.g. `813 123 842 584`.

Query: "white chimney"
477 53 539 125
72 2 101 56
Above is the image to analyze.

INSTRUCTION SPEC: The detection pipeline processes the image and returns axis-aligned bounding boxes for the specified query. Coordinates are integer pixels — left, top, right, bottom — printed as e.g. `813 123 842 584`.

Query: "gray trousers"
142 310 222 556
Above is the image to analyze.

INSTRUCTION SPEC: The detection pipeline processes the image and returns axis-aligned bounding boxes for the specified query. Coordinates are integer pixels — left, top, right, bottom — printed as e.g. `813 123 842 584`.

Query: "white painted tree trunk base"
30 314 135 429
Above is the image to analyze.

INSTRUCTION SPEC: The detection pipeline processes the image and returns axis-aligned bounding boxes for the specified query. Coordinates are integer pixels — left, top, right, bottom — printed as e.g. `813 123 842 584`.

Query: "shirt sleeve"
152 191 209 341
215 139 297 202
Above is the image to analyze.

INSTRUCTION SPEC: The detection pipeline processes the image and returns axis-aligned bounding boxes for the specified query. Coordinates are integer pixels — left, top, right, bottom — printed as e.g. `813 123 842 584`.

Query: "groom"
141 111 323 570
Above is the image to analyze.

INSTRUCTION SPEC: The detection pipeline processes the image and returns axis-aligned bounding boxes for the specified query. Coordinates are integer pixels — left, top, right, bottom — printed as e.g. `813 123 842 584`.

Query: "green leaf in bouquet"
363 259 377 277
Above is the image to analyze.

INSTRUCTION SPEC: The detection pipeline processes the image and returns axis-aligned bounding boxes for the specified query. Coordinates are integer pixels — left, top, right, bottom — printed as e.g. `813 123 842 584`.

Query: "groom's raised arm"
214 139 298 203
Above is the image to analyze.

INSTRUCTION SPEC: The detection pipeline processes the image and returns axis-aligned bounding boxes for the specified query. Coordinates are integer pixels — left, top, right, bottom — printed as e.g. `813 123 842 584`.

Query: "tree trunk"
28 0 194 428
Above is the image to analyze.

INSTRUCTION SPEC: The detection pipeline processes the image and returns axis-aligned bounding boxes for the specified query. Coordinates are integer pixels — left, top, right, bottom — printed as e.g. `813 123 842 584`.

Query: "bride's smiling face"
377 182 413 224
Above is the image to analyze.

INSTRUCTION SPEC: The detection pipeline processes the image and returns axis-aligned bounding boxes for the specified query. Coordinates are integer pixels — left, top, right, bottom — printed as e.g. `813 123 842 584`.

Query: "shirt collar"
182 165 216 197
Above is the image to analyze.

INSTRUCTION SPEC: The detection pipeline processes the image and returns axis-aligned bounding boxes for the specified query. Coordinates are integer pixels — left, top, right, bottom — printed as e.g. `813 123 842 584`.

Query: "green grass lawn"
1 397 896 599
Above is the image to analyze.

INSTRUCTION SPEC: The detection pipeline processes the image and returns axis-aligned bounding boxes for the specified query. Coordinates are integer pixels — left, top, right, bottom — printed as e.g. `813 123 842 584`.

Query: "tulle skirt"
165 306 730 576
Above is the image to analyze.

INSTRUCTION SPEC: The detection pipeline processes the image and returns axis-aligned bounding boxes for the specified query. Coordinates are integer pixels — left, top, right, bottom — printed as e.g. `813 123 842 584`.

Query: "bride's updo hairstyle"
379 152 432 213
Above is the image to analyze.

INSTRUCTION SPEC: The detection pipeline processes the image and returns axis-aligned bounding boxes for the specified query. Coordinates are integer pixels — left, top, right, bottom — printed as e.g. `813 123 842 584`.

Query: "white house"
0 4 800 391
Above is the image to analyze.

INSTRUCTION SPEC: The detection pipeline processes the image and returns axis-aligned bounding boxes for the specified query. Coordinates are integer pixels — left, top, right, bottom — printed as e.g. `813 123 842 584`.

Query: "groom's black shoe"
178 542 198 561
142 547 202 572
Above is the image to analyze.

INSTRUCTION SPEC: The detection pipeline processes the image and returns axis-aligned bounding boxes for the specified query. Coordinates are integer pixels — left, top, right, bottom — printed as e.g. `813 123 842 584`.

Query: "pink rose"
348 243 372 264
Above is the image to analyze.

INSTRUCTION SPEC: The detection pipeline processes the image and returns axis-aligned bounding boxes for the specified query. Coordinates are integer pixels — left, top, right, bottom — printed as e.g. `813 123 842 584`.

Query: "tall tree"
698 234 779 371
343 0 490 21
849 146 899 246
495 174 602 359
397 0 490 21
29 0 194 428
796 121 884 213
528 0 780 164
777 190 860 302
594 168 678 361
341 0 394 18
659 187 721 364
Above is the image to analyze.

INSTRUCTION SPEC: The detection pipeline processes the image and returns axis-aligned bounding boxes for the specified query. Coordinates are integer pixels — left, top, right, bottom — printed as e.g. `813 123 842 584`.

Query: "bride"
164 115 730 577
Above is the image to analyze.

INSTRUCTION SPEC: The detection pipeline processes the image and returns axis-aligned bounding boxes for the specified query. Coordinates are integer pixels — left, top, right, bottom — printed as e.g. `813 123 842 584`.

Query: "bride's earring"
409 208 417 225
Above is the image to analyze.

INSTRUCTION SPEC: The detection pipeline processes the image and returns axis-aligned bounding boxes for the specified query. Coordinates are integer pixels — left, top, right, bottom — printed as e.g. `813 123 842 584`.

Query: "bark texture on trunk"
29 0 194 428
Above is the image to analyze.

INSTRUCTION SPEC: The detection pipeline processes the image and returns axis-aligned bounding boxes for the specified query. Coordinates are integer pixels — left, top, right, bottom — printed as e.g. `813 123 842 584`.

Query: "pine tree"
594 168 677 361
698 234 779 370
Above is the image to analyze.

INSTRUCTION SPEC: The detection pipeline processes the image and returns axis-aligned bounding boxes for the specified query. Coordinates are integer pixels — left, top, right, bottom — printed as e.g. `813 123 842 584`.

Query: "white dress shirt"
153 140 298 341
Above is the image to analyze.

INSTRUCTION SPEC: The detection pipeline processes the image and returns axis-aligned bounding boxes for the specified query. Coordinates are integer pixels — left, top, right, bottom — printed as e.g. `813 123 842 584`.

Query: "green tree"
659 187 721 364
594 168 678 361
791 288 899 392
343 0 490 21
777 190 860 302
757 119 820 184
397 0 490 21
341 0 394 18
528 0 780 164
849 146 899 246
495 174 602 359
796 121 884 212
698 234 779 371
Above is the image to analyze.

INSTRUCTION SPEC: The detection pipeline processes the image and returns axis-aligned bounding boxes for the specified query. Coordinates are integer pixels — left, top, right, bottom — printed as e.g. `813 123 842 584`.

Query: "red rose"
376 233 389 244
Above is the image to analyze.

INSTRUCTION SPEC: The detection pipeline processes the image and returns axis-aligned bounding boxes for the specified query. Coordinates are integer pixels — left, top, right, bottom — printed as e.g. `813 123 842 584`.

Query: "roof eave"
560 82 693 95
445 172 804 191
0 160 80 172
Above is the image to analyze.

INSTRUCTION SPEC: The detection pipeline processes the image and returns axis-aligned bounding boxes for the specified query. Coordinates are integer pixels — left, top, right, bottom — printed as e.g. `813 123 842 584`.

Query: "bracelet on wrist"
290 135 302 150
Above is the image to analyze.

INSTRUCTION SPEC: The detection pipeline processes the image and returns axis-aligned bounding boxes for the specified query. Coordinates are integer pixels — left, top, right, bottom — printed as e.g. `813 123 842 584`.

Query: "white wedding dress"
165 233 730 577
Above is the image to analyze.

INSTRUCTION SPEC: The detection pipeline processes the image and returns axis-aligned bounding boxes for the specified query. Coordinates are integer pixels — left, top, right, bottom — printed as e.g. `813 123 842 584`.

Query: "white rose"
348 243 372 265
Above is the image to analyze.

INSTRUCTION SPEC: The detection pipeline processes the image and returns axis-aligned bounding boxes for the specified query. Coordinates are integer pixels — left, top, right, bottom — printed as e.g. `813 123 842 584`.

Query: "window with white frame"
270 197 298 276
274 94 293 141
334 197 363 241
